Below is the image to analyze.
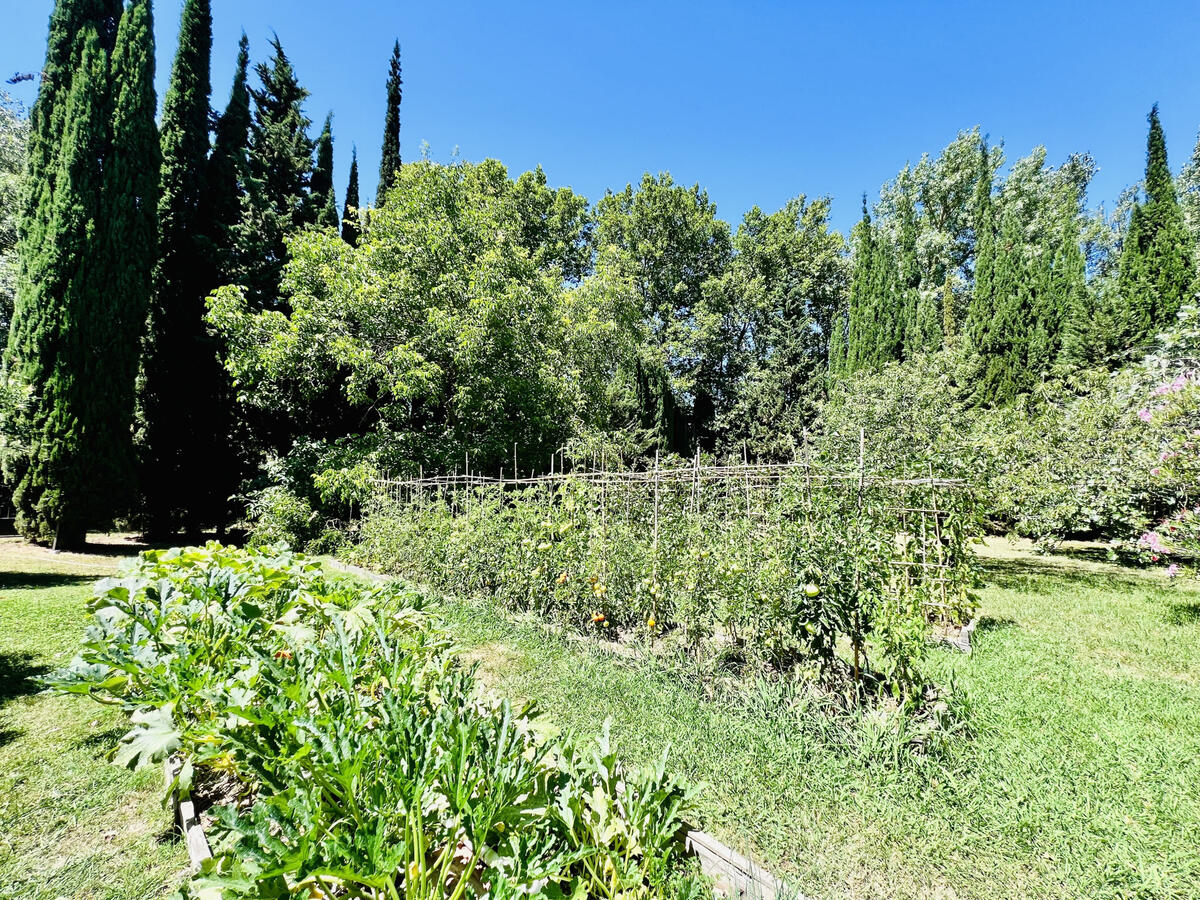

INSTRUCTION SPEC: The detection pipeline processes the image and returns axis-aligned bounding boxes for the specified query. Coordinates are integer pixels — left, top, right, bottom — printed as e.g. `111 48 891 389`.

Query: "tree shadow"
0 651 51 750
0 651 49 706
72 724 126 755
975 615 1017 634
1165 601 1200 626
978 555 1148 591
0 571 97 590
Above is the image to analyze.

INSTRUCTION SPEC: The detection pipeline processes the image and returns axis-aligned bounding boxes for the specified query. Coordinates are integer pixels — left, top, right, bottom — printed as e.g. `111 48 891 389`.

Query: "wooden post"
653 449 660 583
853 428 866 695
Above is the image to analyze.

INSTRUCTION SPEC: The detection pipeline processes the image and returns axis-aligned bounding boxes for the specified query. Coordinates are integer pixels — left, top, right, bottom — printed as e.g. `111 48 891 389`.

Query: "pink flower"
1139 531 1167 553
1138 408 1153 422
1167 564 1180 578
1151 467 1162 476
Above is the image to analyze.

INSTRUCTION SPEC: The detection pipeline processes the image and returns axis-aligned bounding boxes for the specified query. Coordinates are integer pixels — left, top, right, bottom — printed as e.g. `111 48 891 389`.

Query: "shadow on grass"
0 651 51 749
73 725 126 755
0 571 97 590
0 651 50 706
975 615 1017 634
1165 601 1200 626
979 555 1148 591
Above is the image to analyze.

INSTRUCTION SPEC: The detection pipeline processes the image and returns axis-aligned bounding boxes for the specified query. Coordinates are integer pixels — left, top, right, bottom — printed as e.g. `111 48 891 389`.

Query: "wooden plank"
164 758 212 867
684 829 802 900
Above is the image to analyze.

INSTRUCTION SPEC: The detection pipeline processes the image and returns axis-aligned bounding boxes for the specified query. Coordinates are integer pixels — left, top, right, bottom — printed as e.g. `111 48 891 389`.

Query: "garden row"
351 464 982 701
46 545 707 899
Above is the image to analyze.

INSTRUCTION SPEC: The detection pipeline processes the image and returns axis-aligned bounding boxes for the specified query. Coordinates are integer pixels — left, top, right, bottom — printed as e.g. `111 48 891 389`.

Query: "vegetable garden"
353 453 981 701
47 546 706 900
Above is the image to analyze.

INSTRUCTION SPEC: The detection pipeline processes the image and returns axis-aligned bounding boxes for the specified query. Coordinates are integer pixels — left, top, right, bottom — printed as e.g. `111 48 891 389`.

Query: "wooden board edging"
164 757 212 868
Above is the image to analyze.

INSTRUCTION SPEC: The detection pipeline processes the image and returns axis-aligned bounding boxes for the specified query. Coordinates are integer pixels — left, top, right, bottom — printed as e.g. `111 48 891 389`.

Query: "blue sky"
4 0 1200 235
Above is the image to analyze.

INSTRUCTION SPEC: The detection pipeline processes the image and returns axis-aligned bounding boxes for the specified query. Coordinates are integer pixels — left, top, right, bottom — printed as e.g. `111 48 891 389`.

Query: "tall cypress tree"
376 40 402 206
976 207 1032 405
203 33 251 286
1118 105 1193 348
139 0 211 537
4 0 156 547
342 145 361 246
192 34 253 534
310 111 339 229
965 140 995 352
100 0 159 529
239 35 314 308
842 197 875 373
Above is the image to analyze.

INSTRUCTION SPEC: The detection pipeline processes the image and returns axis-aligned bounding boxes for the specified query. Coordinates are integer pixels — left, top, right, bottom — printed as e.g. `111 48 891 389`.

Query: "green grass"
415 539 1200 900
0 537 187 900
4 534 1197 899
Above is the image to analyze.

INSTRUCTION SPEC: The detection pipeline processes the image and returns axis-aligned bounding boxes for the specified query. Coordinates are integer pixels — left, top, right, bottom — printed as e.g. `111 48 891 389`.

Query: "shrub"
245 485 318 549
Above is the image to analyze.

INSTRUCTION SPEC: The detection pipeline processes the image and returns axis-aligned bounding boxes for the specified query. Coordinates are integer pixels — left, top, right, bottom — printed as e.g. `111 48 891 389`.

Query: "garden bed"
164 755 798 900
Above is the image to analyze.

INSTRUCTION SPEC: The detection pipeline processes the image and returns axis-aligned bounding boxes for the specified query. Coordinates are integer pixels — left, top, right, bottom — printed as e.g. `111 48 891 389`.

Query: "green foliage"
140 0 223 537
202 32 251 285
341 145 360 246
706 195 848 454
246 484 319 548
376 40 402 207
823 331 1195 547
238 35 314 308
595 173 733 452
1118 105 1194 350
209 159 654 476
309 111 338 229
47 545 706 900
3 0 157 547
0 90 27 337
354 470 980 702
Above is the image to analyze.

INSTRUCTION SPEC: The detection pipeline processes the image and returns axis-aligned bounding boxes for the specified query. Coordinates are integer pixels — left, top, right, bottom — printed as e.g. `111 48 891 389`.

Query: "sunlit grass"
0 537 187 900
426 540 1200 900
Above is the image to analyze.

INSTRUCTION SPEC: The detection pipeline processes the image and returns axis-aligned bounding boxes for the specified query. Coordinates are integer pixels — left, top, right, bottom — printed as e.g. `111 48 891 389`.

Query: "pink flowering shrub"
1133 306 1200 578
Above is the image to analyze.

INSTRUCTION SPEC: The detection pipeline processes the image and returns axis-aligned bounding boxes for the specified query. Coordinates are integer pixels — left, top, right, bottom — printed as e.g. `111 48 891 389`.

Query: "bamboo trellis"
367 439 977 625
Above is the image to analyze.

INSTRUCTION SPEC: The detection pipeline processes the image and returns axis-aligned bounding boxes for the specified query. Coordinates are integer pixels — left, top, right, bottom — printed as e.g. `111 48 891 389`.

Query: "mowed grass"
423 539 1200 900
0 536 187 900
3 533 1197 899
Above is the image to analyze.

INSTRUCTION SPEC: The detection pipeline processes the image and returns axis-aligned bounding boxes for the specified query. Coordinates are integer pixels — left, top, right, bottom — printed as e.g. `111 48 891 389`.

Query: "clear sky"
4 0 1200 236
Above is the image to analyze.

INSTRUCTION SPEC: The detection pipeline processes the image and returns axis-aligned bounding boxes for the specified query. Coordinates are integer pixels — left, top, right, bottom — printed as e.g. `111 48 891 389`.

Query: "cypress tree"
342 145 361 246
941 275 957 345
842 197 875 373
310 111 339 229
4 0 156 547
1118 105 1193 347
1056 189 1094 369
965 140 995 351
100 0 159 527
203 33 251 286
376 40 402 206
140 0 211 537
193 34 252 534
239 35 314 308
977 207 1031 404
870 229 905 365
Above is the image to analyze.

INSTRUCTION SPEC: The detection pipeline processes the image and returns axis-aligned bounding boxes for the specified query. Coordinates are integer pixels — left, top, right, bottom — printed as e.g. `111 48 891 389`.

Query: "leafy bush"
352 469 980 702
821 344 1188 547
245 484 319 548
48 545 705 899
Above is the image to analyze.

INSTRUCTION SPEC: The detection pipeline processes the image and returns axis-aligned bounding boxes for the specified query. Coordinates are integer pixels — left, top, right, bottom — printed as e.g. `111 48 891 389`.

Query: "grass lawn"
3 533 1197 899
0 536 187 900
417 539 1200 900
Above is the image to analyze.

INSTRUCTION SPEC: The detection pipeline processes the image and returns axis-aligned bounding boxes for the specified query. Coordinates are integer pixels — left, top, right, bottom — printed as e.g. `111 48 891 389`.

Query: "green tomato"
804 582 820 598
